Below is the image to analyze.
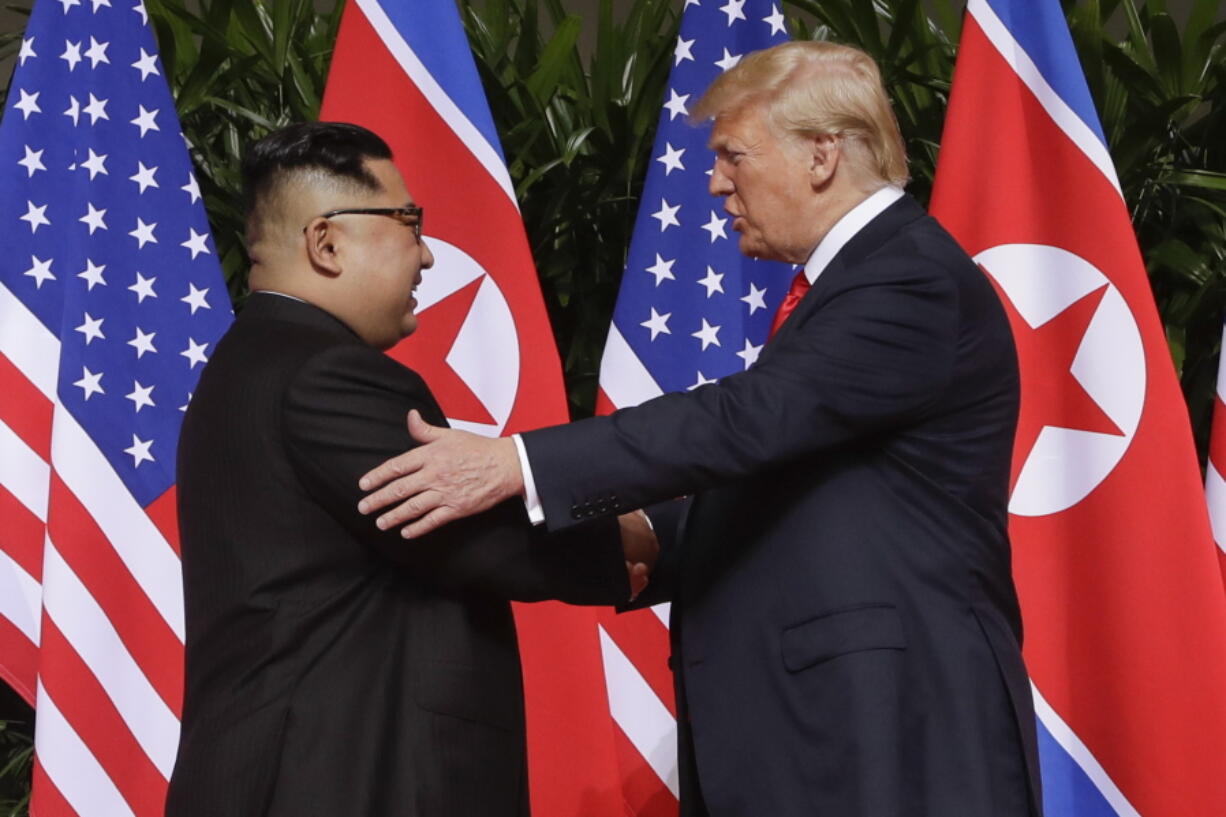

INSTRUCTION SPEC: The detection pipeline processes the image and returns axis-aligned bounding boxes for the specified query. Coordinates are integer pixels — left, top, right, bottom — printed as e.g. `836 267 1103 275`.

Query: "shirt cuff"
512 434 545 526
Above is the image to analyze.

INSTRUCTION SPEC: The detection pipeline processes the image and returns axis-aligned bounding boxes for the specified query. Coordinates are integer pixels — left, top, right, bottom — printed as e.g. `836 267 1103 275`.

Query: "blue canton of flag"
0 0 233 507
603 0 793 405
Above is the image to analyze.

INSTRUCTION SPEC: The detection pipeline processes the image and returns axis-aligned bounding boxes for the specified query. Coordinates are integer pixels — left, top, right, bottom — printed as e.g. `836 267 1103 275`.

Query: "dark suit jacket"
165 294 628 817
524 196 1041 817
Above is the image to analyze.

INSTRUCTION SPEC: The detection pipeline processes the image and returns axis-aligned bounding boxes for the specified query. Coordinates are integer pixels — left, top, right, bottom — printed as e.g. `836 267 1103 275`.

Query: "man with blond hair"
358 42 1041 816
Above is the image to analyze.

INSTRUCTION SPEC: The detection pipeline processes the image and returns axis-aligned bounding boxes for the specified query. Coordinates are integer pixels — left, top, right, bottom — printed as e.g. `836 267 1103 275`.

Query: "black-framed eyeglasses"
308 205 424 239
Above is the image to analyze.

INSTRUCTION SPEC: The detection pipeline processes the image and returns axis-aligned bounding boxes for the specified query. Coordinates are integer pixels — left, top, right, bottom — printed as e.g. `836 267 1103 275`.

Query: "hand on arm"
357 409 524 537
287 347 627 603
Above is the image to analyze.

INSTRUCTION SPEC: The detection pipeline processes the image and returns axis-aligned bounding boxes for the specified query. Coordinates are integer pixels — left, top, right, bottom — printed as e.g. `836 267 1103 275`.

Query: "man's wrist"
511 434 545 525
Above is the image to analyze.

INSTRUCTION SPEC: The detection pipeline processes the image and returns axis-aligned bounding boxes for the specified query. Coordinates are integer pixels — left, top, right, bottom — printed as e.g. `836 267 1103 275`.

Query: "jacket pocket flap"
781 604 906 672
414 661 521 732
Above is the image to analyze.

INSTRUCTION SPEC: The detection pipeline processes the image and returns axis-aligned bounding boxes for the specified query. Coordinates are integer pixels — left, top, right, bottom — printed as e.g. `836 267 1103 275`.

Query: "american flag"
593 1 792 813
0 1 232 814
1205 324 1226 581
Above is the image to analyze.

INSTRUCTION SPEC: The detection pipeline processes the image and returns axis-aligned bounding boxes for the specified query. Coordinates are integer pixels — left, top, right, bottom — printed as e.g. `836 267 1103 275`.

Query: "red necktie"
768 269 812 339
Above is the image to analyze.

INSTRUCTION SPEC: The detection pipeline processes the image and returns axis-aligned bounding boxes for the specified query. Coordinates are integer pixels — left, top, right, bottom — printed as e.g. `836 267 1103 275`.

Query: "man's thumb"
407 409 440 443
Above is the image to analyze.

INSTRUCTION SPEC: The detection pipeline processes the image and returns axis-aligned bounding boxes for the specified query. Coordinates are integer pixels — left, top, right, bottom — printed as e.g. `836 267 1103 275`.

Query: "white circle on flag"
975 244 1146 517
414 237 519 437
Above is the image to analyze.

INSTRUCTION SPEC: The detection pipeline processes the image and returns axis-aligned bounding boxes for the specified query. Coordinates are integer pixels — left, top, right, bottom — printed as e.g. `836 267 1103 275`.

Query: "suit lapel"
762 194 929 355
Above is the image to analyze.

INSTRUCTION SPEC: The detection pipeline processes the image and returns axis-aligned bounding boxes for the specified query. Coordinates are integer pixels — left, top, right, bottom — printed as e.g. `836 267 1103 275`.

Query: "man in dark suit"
358 42 1041 817
165 123 653 817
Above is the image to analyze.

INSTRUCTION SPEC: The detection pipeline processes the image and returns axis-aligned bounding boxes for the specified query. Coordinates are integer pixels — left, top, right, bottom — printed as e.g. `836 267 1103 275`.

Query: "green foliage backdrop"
0 0 1223 810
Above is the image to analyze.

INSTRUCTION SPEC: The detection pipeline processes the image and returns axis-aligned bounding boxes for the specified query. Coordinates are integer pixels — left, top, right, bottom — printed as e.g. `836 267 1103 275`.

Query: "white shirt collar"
253 289 307 304
802 185 905 285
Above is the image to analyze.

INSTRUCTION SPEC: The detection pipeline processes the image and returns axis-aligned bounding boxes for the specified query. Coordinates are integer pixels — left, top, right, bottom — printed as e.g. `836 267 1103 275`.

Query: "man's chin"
738 236 792 264
738 235 768 260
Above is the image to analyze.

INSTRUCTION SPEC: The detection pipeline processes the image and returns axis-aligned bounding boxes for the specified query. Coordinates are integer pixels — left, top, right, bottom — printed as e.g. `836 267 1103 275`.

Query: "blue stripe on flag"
983 0 1108 146
372 0 506 163
1036 715 1121 817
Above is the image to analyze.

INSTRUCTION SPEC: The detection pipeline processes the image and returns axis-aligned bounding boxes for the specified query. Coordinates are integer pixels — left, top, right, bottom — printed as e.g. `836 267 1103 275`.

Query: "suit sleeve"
282 343 629 604
525 253 959 531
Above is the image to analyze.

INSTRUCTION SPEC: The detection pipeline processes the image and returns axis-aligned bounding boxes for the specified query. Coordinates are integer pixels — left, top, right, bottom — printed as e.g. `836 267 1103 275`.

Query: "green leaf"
1150 237 1213 286
1120 0 1159 73
1149 12 1185 94
1184 0 1223 71
525 14 581 105
231 0 275 64
1162 169 1226 191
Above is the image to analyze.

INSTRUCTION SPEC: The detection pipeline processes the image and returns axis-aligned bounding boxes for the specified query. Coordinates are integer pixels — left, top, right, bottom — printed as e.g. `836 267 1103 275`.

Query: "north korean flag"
930 1 1226 815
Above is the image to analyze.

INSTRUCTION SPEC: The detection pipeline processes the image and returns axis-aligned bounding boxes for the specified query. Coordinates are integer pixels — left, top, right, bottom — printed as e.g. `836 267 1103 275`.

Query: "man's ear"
808 132 842 190
303 217 343 277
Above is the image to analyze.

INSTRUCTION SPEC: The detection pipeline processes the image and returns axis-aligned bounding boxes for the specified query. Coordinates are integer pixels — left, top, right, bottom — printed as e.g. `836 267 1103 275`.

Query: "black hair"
242 121 393 230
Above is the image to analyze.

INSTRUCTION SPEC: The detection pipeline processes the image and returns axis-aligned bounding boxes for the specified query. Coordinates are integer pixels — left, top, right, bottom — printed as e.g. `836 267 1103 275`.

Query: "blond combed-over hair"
692 41 909 187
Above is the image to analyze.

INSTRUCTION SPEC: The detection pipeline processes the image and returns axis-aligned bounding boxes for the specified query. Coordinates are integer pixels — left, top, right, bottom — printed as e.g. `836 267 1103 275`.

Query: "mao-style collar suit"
522 195 1042 817
167 294 628 816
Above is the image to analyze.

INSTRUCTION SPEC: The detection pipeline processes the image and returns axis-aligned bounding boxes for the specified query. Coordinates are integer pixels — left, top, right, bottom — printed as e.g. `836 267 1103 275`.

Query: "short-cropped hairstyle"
242 121 393 234
692 41 909 187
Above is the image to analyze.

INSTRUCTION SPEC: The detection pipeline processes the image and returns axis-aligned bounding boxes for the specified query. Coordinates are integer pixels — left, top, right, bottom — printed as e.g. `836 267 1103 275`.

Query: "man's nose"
709 164 733 196
419 238 435 269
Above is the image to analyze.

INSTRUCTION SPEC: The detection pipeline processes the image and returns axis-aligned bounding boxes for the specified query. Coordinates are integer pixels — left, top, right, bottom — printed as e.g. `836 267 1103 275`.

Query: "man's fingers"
359 472 429 516
373 488 445 530
400 506 458 539
627 561 650 601
358 449 424 492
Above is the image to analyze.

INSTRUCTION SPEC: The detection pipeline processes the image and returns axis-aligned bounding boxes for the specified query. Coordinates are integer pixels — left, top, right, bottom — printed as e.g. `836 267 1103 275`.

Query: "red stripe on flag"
1210 396 1226 477
612 722 679 817
0 483 44 581
144 486 180 558
47 474 183 717
31 760 81 817
0 615 38 705
512 601 623 817
0 352 52 461
38 617 169 817
597 608 677 718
